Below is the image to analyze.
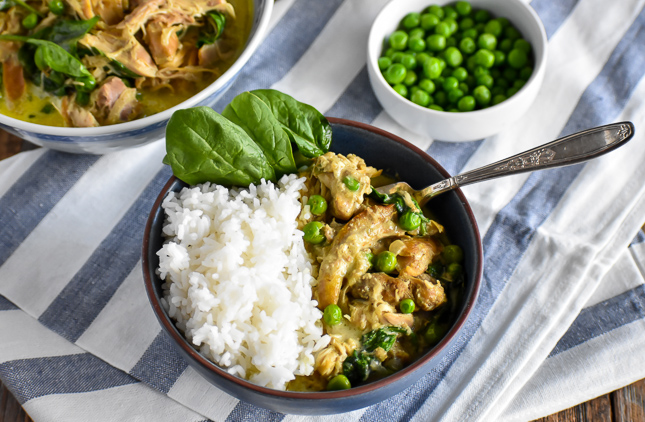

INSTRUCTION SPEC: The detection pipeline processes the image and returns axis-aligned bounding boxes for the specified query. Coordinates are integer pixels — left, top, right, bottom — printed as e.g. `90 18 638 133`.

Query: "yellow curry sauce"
288 152 464 392
0 0 253 127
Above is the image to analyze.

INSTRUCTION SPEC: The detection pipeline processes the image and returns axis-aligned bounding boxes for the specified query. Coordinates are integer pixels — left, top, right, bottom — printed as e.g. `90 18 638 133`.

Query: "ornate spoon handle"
420 121 635 200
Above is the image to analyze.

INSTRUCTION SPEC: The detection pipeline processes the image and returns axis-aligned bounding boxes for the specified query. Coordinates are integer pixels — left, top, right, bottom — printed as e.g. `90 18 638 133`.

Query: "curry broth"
0 0 253 127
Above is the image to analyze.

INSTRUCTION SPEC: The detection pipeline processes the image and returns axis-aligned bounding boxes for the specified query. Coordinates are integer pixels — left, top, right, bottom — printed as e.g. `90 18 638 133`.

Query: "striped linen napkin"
1 0 645 421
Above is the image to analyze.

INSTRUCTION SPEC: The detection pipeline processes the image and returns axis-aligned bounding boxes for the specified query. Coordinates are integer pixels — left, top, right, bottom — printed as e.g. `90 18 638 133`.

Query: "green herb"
361 326 407 352
0 35 93 79
42 17 99 53
163 106 276 186
342 351 374 384
2 0 43 16
198 11 226 47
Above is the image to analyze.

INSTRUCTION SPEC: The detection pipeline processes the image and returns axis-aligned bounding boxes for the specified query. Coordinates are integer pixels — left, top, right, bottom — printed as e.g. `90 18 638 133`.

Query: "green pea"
455 1 472 16
343 176 360 191
400 54 417 70
420 13 440 30
411 89 430 106
416 52 432 67
497 17 510 28
399 210 422 230
484 19 503 37
452 67 468 82
76 76 96 93
428 104 444 111
303 221 325 244
365 251 376 269
424 322 448 345
426 5 444 19
499 38 513 53
462 28 478 40
478 33 497 51
445 36 457 48
460 17 474 30
474 9 490 22
443 245 464 263
443 18 458 35
495 77 510 89
473 85 491 106
476 73 494 89
459 37 476 55
426 34 446 52
491 85 504 96
22 13 38 29
434 21 451 37
408 36 426 52
376 251 397 273
457 95 476 111
327 374 351 391
418 78 435 93
447 88 464 104
389 30 408 50
507 48 528 69
465 74 477 88
443 5 458 20
506 87 519 97
492 94 507 105
493 50 506 66
378 57 392 71
514 38 532 54
384 63 407 84
447 262 463 278
475 22 486 33
48 0 65 15
434 90 447 106
423 57 443 79
444 46 463 67
513 79 526 90
474 49 495 68
402 12 421 29
307 195 328 215
393 84 408 97
400 298 416 314
473 66 489 78
409 27 426 39
427 261 444 278
385 47 397 58
519 66 533 80
323 304 342 326
404 70 417 86
505 26 521 40
443 76 459 91
458 82 469 93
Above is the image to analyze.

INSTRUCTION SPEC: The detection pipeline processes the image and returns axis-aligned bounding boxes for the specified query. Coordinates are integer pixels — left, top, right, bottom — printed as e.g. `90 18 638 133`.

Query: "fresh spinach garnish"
165 90 331 186
163 106 276 186
1 0 42 16
41 17 99 53
361 326 407 353
198 12 226 47
342 351 374 385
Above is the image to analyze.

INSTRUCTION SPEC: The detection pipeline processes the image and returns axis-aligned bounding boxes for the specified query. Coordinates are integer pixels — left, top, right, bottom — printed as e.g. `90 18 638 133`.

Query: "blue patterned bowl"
142 118 483 415
0 0 273 154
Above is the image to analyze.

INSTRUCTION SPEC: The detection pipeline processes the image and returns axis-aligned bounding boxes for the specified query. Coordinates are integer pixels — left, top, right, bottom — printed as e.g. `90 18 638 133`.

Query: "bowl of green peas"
367 0 547 141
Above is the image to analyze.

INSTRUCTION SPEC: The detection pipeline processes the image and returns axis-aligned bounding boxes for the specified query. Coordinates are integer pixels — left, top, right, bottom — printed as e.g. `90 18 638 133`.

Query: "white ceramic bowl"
367 0 547 142
0 0 273 154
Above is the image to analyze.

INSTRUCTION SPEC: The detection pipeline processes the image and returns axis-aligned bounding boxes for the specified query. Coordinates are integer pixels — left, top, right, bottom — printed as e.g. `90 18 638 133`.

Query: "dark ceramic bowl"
142 117 483 415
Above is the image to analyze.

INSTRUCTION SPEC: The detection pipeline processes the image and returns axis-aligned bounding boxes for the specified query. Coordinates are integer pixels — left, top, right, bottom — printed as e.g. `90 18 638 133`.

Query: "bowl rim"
142 117 483 399
0 0 274 136
366 0 548 118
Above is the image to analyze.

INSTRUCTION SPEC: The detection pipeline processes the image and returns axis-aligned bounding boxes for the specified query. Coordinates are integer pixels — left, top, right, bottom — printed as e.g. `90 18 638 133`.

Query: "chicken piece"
61 96 100 127
351 272 446 312
66 0 95 20
2 55 25 105
396 237 442 277
381 312 414 330
198 42 234 67
94 0 126 25
145 20 181 66
91 76 140 124
314 337 357 378
316 205 404 310
313 152 381 221
80 30 158 77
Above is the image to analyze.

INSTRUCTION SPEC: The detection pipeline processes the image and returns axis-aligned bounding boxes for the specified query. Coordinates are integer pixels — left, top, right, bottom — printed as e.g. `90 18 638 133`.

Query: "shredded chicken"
2 54 25 106
90 76 140 125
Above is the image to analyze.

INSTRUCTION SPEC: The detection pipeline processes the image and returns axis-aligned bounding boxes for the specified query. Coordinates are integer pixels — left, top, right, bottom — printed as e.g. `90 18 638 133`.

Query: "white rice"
156 174 330 390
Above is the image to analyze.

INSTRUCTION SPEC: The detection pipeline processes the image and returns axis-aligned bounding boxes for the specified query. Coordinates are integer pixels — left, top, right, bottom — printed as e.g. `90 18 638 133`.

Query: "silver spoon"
375 121 636 207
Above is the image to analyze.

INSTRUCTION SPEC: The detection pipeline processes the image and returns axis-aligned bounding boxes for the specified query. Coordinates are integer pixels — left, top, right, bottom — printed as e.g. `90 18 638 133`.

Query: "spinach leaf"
246 89 332 157
342 351 374 385
0 35 93 79
222 91 298 177
197 12 226 47
361 326 407 352
2 0 43 16
44 17 99 53
163 106 276 186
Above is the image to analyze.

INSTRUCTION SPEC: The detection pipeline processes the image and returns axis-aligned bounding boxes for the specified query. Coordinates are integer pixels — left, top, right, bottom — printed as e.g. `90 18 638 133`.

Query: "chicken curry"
291 152 465 391
0 0 252 127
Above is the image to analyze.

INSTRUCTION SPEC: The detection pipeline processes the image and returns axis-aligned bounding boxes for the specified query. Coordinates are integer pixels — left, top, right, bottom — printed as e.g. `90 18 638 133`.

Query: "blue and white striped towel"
1 0 644 421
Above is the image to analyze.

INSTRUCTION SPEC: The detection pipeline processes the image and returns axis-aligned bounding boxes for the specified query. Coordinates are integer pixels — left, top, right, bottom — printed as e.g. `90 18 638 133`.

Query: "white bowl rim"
0 0 274 136
367 0 548 119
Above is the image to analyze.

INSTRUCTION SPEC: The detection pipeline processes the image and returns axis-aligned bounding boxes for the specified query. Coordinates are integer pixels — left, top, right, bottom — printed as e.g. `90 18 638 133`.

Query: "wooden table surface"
0 129 643 422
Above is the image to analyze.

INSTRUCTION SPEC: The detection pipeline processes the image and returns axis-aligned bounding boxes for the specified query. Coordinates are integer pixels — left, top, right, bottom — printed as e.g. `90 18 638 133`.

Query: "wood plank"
532 394 612 422
0 383 31 422
612 378 645 422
